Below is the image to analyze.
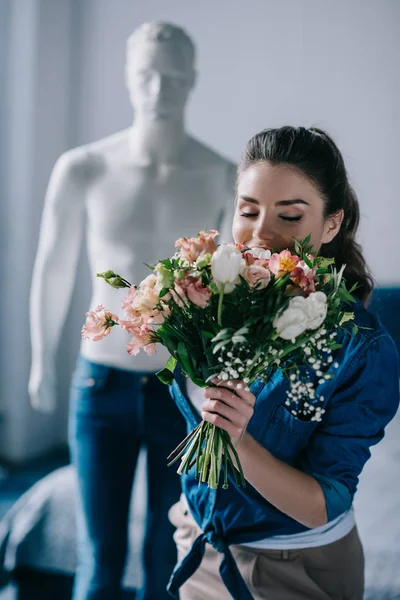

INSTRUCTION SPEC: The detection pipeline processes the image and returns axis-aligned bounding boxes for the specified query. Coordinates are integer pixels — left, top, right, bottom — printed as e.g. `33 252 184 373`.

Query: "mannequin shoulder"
184 136 236 174
55 129 130 182
53 147 103 184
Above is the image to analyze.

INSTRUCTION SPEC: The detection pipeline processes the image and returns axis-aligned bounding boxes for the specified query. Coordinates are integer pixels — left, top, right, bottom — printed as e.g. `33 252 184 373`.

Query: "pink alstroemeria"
268 249 300 278
81 305 119 342
175 230 218 264
290 260 316 295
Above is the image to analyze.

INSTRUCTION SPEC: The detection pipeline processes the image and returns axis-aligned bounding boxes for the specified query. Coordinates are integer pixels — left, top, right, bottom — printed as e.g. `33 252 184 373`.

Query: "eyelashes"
240 213 303 222
280 215 302 222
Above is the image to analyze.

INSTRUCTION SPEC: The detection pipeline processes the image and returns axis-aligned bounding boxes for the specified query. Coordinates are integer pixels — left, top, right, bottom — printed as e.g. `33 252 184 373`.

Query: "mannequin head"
125 22 196 123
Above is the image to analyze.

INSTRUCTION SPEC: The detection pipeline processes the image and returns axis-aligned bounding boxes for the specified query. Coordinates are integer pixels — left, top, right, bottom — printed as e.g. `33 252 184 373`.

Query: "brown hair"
239 126 373 303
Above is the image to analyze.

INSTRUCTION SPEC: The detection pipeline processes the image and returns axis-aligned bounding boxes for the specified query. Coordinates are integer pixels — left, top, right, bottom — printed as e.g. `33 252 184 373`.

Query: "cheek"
232 213 249 244
305 217 326 251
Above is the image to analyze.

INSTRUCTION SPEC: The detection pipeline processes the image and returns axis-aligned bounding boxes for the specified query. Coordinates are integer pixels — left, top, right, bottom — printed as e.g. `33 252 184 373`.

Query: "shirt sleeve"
299 334 400 522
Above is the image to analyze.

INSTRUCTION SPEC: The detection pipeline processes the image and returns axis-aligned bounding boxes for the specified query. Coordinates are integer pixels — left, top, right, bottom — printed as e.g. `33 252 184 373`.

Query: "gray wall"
1 0 399 462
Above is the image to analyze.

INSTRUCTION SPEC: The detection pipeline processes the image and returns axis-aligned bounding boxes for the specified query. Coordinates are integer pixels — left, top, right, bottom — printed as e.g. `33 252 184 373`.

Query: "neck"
130 116 186 165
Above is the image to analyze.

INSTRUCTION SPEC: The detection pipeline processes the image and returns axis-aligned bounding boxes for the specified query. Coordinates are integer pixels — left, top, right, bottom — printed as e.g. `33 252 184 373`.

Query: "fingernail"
245 386 250 392
227 381 233 386
237 383 243 389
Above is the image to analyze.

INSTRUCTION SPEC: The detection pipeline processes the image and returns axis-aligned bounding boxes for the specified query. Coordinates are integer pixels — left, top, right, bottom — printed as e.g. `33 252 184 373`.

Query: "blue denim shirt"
167 301 400 600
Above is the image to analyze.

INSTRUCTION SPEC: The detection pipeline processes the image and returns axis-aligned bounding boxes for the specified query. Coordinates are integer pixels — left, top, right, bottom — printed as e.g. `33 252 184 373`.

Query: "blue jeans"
68 356 186 600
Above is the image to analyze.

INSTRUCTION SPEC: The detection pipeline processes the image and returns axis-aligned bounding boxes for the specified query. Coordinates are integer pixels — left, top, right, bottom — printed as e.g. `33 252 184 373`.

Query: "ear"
189 69 197 91
321 209 344 244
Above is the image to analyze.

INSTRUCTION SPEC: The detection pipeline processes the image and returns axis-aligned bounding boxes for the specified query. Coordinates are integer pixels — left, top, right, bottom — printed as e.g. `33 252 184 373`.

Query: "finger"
203 386 253 412
201 399 251 425
201 410 242 440
211 378 256 406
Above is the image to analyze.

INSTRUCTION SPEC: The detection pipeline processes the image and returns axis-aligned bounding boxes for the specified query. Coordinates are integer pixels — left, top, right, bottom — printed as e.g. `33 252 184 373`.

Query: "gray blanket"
1 415 399 599
0 451 147 590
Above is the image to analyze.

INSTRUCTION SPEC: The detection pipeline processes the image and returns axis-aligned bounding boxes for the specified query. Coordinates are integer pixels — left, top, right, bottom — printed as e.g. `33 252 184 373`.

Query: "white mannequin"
29 22 236 413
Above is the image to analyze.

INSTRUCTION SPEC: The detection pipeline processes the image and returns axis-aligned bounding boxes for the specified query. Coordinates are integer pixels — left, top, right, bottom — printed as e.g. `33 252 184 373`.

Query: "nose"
253 218 275 246
149 73 168 97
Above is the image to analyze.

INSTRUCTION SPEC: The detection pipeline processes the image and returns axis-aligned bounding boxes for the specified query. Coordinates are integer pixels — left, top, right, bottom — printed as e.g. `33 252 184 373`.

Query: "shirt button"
86 378 95 387
140 376 149 384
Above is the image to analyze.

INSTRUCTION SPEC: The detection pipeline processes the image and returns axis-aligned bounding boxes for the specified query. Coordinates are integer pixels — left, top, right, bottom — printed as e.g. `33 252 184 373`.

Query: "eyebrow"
239 195 310 207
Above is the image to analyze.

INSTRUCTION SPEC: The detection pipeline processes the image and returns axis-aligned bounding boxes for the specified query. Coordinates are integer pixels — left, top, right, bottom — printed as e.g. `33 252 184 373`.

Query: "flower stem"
217 283 225 326
177 429 202 474
167 426 200 464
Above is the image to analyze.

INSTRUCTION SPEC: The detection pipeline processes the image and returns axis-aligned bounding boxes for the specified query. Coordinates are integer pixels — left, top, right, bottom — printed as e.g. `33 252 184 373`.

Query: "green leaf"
329 343 343 350
303 255 313 269
158 287 170 298
339 312 355 326
165 355 178 372
143 262 156 271
201 331 216 339
177 342 195 378
352 325 359 335
191 377 208 387
317 257 335 269
156 368 175 385
213 340 228 354
349 282 360 294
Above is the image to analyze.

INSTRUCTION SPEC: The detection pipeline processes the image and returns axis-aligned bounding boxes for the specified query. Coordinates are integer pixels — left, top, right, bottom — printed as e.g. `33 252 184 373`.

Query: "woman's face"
232 162 343 253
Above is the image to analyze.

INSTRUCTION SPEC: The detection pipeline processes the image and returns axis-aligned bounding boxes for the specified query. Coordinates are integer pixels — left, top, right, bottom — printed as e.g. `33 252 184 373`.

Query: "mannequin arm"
218 162 236 243
29 150 86 411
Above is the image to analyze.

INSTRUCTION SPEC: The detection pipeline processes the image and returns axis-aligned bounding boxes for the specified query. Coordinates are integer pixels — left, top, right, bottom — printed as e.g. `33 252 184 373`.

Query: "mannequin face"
126 41 195 122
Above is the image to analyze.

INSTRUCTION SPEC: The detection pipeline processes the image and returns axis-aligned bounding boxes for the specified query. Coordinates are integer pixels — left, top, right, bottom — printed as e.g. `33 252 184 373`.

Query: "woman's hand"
201 379 256 447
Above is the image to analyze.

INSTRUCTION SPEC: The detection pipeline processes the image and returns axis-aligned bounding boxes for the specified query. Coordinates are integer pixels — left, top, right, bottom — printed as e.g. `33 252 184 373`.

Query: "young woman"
167 126 399 600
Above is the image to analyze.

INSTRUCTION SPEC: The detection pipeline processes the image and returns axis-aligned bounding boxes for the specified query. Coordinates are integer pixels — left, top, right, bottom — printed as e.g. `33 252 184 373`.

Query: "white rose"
249 247 272 260
211 244 243 293
273 296 309 341
306 291 327 330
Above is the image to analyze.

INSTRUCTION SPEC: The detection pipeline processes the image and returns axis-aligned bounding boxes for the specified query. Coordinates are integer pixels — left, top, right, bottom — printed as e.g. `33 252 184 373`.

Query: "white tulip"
211 245 243 293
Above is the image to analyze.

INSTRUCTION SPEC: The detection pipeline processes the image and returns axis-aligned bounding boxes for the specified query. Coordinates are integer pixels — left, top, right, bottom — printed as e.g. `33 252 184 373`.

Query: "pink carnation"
121 286 141 319
121 275 162 323
127 324 157 356
241 264 271 289
175 230 218 264
269 249 299 277
81 305 119 342
119 317 143 334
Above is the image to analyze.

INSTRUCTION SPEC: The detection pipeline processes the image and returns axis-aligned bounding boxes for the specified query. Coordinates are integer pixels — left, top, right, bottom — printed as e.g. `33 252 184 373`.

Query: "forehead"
127 41 192 75
238 162 321 203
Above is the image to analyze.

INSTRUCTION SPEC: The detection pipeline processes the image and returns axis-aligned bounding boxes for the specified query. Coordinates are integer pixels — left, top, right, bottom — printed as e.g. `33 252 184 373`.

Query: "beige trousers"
169 495 364 600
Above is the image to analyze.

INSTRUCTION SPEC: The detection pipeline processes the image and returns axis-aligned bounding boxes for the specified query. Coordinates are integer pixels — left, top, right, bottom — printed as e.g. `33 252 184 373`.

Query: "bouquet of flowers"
82 231 357 489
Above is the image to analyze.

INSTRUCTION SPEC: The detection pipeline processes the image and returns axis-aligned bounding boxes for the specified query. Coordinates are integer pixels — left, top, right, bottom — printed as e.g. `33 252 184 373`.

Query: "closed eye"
280 215 302 222
240 213 258 218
